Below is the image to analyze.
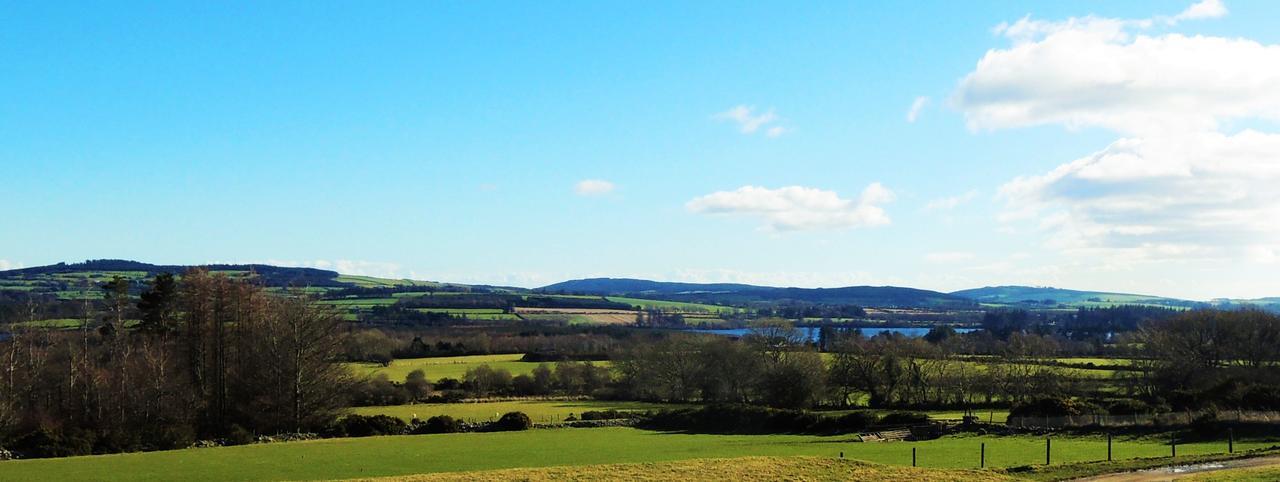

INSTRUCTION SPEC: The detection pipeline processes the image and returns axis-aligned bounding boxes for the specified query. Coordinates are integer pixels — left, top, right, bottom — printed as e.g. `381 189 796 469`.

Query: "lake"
687 326 977 342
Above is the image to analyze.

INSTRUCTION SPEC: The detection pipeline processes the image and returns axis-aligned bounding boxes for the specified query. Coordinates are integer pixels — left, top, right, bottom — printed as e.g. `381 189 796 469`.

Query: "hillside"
0 259 479 300
540 278 976 309
949 285 1200 308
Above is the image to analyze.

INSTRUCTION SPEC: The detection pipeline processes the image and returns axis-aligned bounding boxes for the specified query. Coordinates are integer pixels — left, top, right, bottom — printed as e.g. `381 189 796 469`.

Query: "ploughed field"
4 427 1275 481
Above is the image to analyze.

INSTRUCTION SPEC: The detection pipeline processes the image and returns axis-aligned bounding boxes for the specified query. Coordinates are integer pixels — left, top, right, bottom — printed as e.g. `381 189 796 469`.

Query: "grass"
318 298 399 306
1188 464 1280 481
346 354 614 381
605 296 734 313
354 456 1017 481
1008 449 1280 481
4 428 1275 481
350 400 692 424
10 427 1280 478
335 275 442 289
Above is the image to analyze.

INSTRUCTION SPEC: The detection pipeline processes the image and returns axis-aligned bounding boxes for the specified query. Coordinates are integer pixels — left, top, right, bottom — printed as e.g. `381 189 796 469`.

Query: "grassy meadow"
347 354 614 381
3 427 1273 481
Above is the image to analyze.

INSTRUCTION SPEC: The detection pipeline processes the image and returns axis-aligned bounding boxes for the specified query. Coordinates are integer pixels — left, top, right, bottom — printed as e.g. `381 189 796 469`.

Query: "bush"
413 415 461 434
330 414 407 437
639 405 871 435
826 411 879 432
225 424 255 446
1107 399 1155 415
877 411 930 427
578 410 631 421
1010 398 1102 418
491 412 532 432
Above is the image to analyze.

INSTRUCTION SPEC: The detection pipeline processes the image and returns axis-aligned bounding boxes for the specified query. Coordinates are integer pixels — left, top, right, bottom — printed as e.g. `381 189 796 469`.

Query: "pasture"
2 427 1273 481
347 354 613 381
605 296 734 313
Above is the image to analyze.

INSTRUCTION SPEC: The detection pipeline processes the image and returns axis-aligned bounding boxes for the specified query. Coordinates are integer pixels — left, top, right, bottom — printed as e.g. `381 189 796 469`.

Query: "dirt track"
1072 455 1280 481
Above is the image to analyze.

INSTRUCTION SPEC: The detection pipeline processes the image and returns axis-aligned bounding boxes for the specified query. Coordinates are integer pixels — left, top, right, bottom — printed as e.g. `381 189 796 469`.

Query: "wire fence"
1008 410 1280 429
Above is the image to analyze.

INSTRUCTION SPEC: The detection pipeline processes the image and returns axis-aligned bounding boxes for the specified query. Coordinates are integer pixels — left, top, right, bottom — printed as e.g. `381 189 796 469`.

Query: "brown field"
346 456 1016 482
515 307 638 325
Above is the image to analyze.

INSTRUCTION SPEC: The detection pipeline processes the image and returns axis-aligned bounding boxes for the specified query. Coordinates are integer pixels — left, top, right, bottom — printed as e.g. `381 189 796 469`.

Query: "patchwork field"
515 307 637 325
3 428 1272 481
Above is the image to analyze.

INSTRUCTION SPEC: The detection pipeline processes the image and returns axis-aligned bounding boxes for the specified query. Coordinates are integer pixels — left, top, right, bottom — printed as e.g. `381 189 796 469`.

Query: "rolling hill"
539 278 976 309
949 285 1200 308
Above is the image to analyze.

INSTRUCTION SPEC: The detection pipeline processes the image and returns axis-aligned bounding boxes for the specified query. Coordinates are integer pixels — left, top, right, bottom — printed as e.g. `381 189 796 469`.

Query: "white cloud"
574 179 616 196
924 252 976 264
957 2 1280 264
686 183 894 231
1174 0 1227 22
714 105 787 137
0 260 23 272
925 190 979 211
906 96 930 123
956 4 1278 136
998 131 1280 262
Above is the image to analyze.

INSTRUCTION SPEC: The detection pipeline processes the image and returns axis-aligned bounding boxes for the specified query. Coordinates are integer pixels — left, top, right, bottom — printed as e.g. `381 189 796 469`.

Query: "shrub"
578 410 630 421
877 411 930 427
414 415 461 434
826 411 879 432
1009 398 1102 418
225 424 255 446
491 412 532 432
639 405 872 435
1107 399 1155 415
331 414 407 437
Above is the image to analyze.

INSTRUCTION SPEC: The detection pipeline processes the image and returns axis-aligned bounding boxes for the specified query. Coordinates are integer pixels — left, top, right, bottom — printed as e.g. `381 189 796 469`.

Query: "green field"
351 400 692 424
334 275 433 288
605 296 734 313
347 354 612 381
318 297 399 306
3 428 1272 481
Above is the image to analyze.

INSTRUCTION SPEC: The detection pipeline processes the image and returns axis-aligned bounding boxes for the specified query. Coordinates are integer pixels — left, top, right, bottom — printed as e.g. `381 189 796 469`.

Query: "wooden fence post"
1107 433 1112 462
980 443 985 468
1046 437 1052 465
913 447 917 467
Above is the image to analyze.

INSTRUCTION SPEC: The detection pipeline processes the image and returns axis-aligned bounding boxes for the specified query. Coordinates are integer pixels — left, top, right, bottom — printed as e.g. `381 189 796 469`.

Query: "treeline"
391 294 631 311
0 271 350 457
341 326 623 363
1134 309 1280 411
349 362 611 406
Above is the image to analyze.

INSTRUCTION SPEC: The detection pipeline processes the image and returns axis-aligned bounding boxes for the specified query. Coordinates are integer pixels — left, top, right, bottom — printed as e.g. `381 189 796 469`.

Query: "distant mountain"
949 285 1199 308
1 259 348 287
540 278 976 309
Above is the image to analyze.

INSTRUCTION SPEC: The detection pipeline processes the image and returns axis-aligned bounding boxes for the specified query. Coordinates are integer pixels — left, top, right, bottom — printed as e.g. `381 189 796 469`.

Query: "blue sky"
4 1 1280 300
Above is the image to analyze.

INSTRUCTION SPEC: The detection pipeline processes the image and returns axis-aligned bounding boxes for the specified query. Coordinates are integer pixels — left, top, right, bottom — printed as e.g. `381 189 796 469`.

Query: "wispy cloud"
906 96 930 123
0 260 23 272
574 179 616 196
1173 0 1227 22
686 183 894 232
714 105 788 137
